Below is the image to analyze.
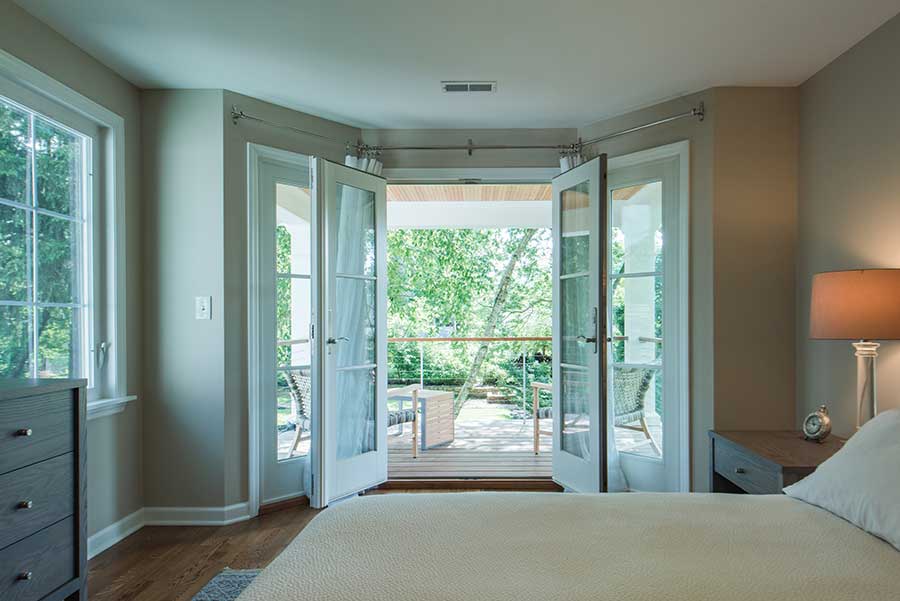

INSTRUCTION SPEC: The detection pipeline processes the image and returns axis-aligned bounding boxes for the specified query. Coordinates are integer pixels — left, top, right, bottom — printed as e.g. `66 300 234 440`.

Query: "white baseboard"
88 508 145 559
87 503 252 559
143 502 252 526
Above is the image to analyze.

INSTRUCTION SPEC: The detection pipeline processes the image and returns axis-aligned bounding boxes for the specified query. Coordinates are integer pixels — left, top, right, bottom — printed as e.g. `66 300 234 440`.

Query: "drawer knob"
15 428 33 437
17 500 33 510
17 571 33 581
734 467 746 474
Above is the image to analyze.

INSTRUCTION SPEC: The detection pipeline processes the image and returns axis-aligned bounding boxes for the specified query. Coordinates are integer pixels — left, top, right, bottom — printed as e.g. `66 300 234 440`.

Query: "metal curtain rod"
230 102 704 155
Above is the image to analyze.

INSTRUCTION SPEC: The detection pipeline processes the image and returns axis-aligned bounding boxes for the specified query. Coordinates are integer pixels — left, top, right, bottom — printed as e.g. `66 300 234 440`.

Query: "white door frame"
247 143 315 517
608 140 690 492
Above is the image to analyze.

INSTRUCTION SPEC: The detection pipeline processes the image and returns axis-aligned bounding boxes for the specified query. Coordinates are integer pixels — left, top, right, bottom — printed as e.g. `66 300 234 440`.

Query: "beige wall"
712 87 799 430
141 90 227 507
578 91 716 490
0 1 143 536
797 13 900 436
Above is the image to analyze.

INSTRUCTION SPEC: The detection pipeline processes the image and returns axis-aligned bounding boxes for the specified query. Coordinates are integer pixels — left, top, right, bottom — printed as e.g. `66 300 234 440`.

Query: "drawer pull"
734 467 746 474
17 571 33 581
17 500 33 510
15 428 33 437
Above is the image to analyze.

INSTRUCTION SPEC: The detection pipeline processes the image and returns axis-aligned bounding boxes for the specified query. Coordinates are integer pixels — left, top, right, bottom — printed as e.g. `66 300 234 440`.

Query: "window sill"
87 395 138 421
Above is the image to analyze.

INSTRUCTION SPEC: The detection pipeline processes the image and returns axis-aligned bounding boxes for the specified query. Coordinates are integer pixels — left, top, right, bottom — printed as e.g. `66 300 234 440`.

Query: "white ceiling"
16 0 900 129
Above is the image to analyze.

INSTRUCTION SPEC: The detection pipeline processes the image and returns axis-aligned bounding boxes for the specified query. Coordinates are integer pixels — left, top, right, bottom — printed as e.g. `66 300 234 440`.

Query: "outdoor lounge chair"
531 366 661 455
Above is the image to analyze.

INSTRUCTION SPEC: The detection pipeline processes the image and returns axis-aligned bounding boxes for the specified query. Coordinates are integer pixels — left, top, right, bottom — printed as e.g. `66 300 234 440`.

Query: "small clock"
803 405 832 442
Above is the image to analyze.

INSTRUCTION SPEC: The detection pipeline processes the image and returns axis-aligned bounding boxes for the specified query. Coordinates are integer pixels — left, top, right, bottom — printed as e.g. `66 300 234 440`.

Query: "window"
0 95 92 384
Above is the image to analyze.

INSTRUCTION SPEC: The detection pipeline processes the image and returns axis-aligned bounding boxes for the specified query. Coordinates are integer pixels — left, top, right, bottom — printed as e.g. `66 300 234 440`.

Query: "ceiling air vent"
441 81 497 93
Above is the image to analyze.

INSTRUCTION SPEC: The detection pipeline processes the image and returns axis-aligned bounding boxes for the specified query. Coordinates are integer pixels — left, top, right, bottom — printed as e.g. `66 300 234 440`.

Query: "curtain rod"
230 102 704 156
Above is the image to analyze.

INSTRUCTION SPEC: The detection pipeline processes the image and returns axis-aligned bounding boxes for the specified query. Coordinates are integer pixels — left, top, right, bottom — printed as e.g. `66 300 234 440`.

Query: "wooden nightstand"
708 430 845 494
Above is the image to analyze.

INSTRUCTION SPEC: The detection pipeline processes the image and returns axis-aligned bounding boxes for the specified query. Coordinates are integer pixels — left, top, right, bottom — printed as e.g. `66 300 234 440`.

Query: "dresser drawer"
715 439 782 494
0 454 74 549
0 517 75 601
0 390 74 475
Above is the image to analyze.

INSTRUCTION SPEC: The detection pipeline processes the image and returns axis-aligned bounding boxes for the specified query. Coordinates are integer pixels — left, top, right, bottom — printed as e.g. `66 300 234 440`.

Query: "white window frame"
0 49 134 419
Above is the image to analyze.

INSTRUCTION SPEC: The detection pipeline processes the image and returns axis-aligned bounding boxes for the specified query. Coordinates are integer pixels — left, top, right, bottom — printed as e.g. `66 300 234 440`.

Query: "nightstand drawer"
715 440 781 494
0 453 75 549
0 390 74 475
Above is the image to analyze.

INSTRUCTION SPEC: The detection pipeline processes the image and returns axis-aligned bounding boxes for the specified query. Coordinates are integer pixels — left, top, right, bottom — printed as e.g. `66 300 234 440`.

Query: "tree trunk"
454 229 537 415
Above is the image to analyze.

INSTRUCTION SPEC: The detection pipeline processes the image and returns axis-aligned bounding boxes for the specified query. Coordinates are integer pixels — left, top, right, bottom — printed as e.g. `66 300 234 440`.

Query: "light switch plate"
195 296 212 320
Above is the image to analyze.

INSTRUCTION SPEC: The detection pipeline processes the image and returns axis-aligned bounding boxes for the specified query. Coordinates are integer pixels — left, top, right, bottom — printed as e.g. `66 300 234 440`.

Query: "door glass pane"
0 205 29 302
610 182 662 276
276 180 312 460
37 213 80 304
560 275 590 367
335 183 375 276
612 366 661 458
610 273 663 459
37 307 81 377
0 102 30 204
34 117 83 217
560 365 589 459
0 306 31 378
334 277 375 368
560 181 590 275
277 369 311 460
336 367 376 459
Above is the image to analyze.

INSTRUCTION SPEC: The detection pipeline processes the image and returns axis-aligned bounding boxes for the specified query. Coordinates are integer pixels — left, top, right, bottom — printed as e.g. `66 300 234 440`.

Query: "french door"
551 156 609 492
309 158 388 508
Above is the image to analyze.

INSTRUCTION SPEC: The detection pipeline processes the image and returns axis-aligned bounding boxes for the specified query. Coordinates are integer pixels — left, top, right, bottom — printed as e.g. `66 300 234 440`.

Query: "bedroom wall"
0 1 144 537
797 13 900 436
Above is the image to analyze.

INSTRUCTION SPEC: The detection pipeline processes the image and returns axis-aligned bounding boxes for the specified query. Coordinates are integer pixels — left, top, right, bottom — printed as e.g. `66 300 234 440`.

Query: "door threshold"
374 478 562 492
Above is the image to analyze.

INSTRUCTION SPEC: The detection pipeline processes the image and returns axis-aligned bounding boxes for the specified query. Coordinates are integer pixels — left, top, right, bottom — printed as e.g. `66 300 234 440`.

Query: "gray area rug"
192 568 261 601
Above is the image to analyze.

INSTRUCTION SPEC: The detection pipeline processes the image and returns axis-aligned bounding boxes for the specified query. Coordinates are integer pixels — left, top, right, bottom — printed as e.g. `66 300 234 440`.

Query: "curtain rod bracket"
231 105 243 126
694 102 705 122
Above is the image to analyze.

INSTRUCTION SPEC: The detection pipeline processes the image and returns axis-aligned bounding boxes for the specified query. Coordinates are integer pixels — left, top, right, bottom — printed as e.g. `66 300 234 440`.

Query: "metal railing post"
521 342 527 416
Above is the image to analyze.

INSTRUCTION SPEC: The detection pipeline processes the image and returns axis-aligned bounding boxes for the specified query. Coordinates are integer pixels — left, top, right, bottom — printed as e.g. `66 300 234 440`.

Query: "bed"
237 491 900 600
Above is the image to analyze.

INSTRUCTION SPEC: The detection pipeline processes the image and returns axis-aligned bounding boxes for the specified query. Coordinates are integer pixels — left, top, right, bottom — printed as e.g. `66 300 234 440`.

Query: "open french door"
551 156 608 492
309 158 388 508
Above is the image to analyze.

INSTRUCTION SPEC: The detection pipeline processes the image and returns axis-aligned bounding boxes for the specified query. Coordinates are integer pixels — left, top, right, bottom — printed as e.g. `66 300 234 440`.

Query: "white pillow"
784 408 900 550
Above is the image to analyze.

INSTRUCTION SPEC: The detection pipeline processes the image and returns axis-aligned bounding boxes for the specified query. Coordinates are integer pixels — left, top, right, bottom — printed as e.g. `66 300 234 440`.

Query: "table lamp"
810 269 900 428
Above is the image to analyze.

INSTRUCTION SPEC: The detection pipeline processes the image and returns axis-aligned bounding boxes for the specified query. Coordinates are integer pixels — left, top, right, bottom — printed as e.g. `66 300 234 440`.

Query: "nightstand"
708 430 845 494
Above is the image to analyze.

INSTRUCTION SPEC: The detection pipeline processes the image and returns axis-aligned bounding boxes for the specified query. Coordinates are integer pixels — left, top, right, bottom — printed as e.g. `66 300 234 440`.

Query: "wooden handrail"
530 382 552 391
388 336 551 342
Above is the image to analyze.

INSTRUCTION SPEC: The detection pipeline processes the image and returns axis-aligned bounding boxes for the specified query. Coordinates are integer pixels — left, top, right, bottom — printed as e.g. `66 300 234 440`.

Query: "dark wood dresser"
0 379 86 601
709 430 845 494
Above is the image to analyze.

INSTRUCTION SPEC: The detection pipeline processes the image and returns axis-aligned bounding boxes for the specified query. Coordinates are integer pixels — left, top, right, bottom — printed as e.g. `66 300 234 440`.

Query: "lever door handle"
576 336 597 344
326 337 350 345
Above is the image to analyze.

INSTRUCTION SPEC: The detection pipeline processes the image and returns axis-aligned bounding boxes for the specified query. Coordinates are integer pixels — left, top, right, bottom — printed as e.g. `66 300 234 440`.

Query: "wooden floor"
88 486 555 601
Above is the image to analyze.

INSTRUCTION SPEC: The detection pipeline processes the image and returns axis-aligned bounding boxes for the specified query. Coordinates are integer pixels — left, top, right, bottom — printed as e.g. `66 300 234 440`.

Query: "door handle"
326 337 349 345
576 336 597 344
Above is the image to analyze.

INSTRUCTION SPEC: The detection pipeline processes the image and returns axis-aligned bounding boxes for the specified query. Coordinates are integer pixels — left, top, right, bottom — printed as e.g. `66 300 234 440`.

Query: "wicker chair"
286 371 312 457
531 366 660 455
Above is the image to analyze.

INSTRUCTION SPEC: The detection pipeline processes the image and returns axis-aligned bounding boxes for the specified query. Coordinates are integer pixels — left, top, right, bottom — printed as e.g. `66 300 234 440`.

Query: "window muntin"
0 95 91 383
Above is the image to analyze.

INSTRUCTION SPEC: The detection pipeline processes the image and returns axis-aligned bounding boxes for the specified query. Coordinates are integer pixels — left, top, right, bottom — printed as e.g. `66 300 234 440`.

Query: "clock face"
806 415 821 432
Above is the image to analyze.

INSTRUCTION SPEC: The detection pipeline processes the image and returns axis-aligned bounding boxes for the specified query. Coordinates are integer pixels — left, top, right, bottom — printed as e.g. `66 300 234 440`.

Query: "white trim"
87 508 145 559
383 167 559 182
143 503 251 527
86 395 138 421
0 49 129 401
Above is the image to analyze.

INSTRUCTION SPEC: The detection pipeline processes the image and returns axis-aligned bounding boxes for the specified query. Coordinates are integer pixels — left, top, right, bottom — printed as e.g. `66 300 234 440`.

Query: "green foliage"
0 102 82 379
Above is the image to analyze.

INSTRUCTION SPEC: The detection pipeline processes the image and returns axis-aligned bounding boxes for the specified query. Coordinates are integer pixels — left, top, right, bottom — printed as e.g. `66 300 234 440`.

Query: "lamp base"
852 340 879 429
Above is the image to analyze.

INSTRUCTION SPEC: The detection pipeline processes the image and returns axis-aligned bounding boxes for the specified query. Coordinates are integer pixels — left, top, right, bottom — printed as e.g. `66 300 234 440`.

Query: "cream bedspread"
238 492 900 600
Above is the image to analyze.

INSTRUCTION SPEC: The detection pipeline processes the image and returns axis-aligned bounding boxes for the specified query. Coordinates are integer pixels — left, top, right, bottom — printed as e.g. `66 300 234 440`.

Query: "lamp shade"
810 269 900 340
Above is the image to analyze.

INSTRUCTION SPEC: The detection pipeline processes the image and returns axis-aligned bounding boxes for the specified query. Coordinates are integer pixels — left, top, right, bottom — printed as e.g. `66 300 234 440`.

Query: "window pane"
560 180 590 275
34 117 82 217
561 365 589 459
277 342 310 369
336 367 376 460
0 306 31 378
37 307 81 378
560 275 590 367
37 214 81 304
613 366 662 458
610 182 662 276
276 183 312 275
0 204 30 302
610 275 663 364
276 276 310 346
0 101 30 204
277 369 311 460
335 183 375 277
334 277 375 369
